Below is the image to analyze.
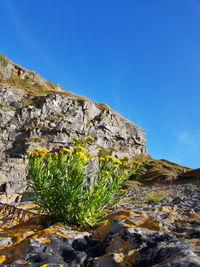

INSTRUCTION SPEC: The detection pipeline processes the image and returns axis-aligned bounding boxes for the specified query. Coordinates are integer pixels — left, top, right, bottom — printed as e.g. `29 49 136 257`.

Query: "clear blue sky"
1 0 200 168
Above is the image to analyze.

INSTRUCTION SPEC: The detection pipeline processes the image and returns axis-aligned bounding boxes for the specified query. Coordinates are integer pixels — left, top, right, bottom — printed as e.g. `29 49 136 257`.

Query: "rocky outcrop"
0 55 146 203
0 84 146 203
0 54 63 95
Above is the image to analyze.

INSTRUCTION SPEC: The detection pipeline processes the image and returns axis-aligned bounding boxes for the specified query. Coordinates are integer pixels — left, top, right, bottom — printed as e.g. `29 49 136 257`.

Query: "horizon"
1 0 200 168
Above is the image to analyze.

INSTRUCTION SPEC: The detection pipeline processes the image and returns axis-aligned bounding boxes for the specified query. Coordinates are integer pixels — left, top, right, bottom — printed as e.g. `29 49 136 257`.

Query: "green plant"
144 191 166 204
27 136 139 228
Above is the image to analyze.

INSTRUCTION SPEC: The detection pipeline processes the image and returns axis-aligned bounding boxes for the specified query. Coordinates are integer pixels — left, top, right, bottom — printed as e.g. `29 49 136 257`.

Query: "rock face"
0 56 146 203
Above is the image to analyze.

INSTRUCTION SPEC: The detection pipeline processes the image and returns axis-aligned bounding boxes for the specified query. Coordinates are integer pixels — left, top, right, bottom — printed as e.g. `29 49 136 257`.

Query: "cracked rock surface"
0 86 146 203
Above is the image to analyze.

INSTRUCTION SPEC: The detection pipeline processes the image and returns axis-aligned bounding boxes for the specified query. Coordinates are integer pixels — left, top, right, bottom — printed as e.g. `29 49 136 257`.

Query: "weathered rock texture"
0 179 199 266
0 56 146 203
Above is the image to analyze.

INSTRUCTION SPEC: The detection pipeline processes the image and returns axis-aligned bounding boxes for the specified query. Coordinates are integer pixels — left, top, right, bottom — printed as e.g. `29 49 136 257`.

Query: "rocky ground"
0 179 199 266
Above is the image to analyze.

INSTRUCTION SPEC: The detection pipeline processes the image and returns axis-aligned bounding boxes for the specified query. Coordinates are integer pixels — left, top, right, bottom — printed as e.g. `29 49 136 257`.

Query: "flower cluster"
27 136 139 228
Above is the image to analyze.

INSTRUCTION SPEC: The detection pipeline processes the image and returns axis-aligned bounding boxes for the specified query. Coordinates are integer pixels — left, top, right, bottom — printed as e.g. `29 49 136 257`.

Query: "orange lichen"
56 231 70 238
102 210 133 221
14 259 28 264
0 239 30 263
195 256 200 262
92 223 112 240
124 249 140 266
138 218 161 231
31 228 56 239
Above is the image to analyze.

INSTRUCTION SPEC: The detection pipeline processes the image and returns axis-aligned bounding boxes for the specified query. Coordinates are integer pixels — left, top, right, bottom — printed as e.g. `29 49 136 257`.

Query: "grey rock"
0 85 146 202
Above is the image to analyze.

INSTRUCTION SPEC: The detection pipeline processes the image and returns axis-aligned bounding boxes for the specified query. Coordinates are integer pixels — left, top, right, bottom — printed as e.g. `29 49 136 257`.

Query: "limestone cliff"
0 55 146 203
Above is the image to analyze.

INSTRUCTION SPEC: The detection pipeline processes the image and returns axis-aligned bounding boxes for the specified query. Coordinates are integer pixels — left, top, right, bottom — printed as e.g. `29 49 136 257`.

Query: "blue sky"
1 0 200 168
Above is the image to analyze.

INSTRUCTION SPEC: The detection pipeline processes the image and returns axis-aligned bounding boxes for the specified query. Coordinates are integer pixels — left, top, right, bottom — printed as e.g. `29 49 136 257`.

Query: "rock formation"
0 55 146 203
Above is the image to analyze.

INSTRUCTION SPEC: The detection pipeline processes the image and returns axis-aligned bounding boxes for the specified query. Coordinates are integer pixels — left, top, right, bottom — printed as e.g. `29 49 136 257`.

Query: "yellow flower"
105 155 120 163
77 152 87 161
46 153 54 157
33 147 49 153
73 146 85 152
116 159 122 164
98 157 105 162
38 152 45 156
105 155 114 161
73 137 81 142
86 136 94 141
27 151 33 157
112 164 119 169
59 148 72 153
